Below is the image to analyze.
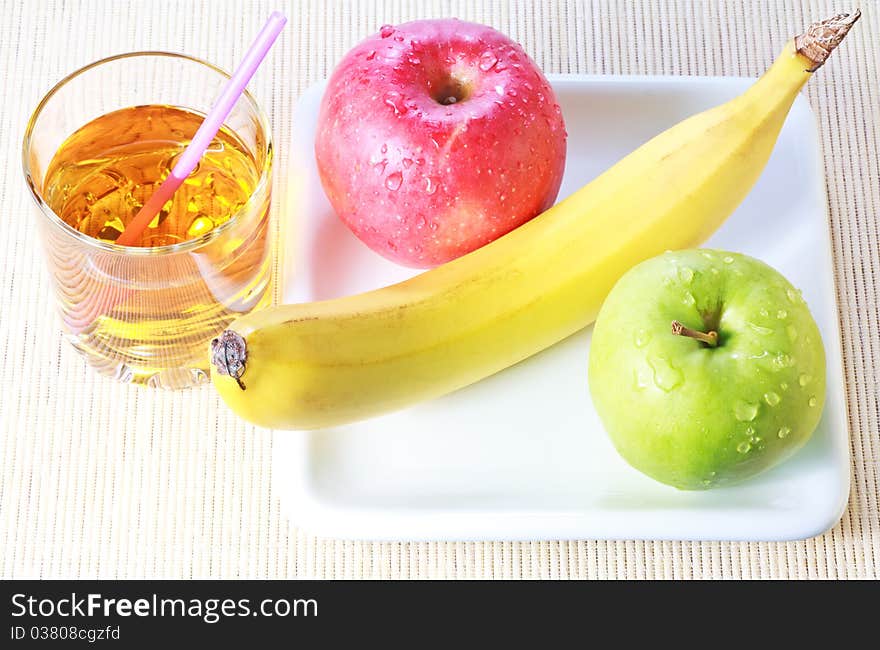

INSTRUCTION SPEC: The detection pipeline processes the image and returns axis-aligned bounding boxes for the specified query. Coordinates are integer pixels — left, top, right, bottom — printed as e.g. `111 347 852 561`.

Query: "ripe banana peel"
211 11 859 430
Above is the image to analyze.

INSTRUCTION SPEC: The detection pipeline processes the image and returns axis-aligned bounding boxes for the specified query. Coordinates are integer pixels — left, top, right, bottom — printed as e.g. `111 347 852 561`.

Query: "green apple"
588 249 826 490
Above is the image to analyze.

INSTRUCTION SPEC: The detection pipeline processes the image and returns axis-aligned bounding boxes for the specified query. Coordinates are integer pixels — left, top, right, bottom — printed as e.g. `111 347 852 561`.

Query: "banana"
211 12 858 430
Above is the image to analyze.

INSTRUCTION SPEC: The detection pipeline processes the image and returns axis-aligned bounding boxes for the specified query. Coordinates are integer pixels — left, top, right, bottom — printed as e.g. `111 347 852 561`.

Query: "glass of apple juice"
23 52 274 389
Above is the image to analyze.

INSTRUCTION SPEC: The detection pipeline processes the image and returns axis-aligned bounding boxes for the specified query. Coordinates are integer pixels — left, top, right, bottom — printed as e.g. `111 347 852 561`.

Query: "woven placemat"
1 0 877 578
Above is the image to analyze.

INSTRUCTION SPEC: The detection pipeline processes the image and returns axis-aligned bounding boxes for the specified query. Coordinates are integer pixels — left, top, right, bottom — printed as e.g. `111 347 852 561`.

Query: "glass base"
66 335 211 389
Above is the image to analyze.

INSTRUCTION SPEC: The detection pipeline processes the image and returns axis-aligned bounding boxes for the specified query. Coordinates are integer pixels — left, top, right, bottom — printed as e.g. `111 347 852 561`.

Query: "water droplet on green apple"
760 308 769 317
747 322 774 335
678 267 694 283
798 374 812 387
700 251 714 260
764 391 781 406
634 328 651 348
737 441 752 454
633 367 652 390
385 172 403 191
777 309 788 319
786 288 800 303
780 381 789 391
648 356 684 392
777 426 791 439
786 325 798 342
808 396 818 407
723 256 734 264
734 401 759 421
682 292 696 306
771 353 792 371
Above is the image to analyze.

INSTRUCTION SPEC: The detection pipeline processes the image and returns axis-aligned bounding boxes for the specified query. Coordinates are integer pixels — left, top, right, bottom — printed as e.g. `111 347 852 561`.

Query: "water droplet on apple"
771 353 792 371
408 55 421 65
385 172 403 191
734 401 759 421
634 328 651 348
759 308 769 317
777 309 788 319
764 391 781 406
682 292 696 306
777 426 791 439
380 24 394 38
372 160 387 174
429 221 439 231
700 251 714 260
737 441 752 454
366 50 377 60
633 367 651 390
381 143 388 154
402 158 413 169
648 356 684 392
479 51 498 71
747 322 774 335
786 325 798 342
786 288 799 303
808 396 818 407
679 267 694 283
424 177 438 194
416 216 427 229
798 374 812 387
780 381 789 391
384 91 408 115
723 256 734 264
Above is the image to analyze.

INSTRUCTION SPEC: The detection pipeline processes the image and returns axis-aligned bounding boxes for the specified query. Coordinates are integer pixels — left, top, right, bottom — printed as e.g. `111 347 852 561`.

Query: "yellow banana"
211 12 858 430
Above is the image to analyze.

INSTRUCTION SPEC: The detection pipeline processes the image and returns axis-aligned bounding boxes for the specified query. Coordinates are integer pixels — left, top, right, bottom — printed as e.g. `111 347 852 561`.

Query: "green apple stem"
671 320 718 347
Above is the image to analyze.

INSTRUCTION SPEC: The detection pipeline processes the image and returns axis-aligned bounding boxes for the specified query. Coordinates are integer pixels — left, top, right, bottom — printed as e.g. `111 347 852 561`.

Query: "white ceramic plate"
274 75 849 541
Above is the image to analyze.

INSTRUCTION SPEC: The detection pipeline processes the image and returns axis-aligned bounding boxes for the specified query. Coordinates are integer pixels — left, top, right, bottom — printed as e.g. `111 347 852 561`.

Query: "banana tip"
795 9 861 71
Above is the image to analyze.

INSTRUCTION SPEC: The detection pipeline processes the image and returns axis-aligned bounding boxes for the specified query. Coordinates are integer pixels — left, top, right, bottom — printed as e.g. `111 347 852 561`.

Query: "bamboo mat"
1 0 877 579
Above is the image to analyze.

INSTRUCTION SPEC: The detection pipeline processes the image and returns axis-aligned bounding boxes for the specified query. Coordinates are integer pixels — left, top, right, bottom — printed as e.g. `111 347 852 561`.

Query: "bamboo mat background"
1 0 877 579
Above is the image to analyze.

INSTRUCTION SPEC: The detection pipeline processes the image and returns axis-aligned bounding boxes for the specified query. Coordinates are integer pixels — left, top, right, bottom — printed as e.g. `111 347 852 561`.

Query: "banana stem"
795 9 861 72
671 320 718 347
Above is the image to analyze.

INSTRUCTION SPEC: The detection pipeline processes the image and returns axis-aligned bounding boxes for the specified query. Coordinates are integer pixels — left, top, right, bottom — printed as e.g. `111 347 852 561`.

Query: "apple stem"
671 320 719 347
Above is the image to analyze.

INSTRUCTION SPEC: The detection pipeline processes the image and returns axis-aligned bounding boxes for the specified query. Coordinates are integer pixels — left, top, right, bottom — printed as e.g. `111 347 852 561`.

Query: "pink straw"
116 11 287 246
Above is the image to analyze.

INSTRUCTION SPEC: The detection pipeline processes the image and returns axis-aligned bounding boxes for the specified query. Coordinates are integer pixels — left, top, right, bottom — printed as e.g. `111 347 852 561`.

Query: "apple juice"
39 105 272 386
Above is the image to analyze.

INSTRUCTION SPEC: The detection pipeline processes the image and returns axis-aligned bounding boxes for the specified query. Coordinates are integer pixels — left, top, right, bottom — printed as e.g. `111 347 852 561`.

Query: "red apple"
315 18 567 267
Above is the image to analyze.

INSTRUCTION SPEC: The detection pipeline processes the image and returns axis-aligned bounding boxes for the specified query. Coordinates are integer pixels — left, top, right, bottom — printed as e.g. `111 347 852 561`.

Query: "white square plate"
274 75 849 541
